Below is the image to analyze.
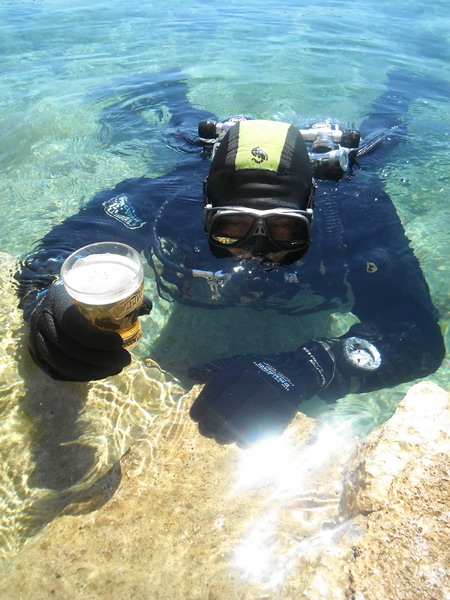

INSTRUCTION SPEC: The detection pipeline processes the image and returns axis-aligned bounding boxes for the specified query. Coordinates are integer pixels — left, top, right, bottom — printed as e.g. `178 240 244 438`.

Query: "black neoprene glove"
188 341 335 446
28 281 152 381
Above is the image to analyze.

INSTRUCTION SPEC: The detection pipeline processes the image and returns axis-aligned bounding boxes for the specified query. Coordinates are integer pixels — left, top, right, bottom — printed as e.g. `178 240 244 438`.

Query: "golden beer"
61 243 145 348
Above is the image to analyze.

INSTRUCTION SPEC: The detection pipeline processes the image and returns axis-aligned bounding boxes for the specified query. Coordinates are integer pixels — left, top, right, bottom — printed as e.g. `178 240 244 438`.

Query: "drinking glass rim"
60 241 144 299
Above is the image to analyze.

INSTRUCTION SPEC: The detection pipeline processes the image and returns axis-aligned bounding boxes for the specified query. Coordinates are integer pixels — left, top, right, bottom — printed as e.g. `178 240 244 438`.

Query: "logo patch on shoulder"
103 195 146 229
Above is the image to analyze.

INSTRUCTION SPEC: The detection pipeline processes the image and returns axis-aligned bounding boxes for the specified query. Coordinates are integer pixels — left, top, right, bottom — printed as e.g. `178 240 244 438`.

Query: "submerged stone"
0 381 448 600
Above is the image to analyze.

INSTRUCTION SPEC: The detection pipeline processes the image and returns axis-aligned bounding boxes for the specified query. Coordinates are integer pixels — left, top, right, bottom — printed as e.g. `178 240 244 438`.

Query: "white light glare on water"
233 424 347 496
231 423 355 587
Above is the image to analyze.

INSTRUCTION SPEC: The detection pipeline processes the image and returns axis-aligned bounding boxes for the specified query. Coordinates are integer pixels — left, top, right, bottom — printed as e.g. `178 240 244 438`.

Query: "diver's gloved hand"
28 281 152 382
188 341 335 446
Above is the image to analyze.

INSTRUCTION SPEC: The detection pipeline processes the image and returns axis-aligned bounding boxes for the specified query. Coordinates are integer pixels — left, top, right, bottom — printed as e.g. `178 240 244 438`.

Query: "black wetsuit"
16 71 445 402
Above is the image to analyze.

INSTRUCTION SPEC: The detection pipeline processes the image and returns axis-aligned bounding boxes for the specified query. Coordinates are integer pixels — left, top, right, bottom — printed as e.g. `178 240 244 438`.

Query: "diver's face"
220 215 293 262
207 206 311 265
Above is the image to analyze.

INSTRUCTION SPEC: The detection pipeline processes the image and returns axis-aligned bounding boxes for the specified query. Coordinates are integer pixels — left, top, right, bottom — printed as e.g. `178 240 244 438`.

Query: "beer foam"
63 253 142 304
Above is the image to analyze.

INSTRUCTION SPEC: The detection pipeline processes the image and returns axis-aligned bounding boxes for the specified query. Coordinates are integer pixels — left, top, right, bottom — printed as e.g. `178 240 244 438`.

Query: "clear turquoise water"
0 0 449 565
1 0 449 257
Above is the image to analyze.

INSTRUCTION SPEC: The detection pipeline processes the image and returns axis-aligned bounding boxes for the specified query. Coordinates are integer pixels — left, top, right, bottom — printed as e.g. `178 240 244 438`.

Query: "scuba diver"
16 70 445 446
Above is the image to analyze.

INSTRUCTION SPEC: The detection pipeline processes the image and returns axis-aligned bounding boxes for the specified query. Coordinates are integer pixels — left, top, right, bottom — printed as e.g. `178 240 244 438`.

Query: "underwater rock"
0 381 448 600
0 389 346 599
339 381 450 600
341 380 450 516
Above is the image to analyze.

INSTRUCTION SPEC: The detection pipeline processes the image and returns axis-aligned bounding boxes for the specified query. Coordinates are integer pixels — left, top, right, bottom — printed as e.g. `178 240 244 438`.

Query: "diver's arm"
356 68 449 168
319 192 444 401
15 175 166 381
16 160 206 381
316 69 446 396
15 158 206 319
97 69 218 154
357 69 412 157
15 176 162 319
189 240 444 445
320 271 444 401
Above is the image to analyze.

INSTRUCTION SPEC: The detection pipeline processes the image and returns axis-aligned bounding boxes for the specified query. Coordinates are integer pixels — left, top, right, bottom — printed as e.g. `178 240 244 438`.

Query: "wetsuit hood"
205 120 313 211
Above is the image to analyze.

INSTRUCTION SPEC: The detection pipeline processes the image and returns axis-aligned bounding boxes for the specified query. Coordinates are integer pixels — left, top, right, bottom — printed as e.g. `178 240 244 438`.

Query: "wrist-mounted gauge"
339 337 381 372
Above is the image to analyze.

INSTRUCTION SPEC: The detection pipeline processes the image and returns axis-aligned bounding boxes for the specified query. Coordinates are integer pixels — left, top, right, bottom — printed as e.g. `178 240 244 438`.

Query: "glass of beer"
61 242 144 348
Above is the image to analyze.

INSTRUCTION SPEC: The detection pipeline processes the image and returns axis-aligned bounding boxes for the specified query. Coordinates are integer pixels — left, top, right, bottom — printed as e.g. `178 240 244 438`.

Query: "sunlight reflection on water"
230 422 356 587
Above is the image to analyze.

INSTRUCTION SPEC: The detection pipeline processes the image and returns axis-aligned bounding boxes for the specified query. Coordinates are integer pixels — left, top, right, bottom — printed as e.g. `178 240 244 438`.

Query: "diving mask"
205 204 312 252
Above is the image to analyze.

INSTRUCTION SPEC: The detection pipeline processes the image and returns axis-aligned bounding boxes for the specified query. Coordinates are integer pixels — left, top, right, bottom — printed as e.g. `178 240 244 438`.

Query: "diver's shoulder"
103 161 209 201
